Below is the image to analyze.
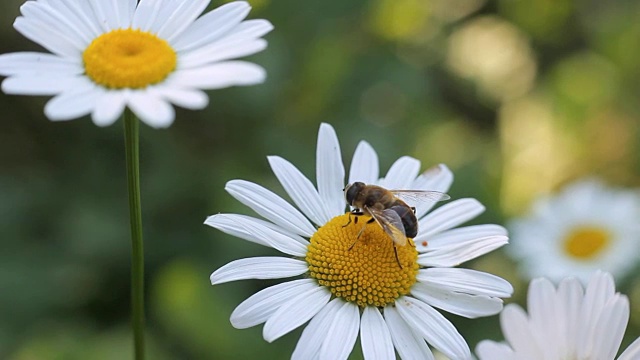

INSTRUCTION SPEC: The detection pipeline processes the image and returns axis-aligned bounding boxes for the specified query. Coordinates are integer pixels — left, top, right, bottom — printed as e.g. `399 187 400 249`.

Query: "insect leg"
393 245 403 269
350 223 366 250
348 237 359 250
343 209 364 227
350 219 371 250
342 213 352 227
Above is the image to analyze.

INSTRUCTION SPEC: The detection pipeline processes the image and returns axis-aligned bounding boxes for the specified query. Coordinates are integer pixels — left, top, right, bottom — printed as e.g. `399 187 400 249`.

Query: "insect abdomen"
389 204 418 238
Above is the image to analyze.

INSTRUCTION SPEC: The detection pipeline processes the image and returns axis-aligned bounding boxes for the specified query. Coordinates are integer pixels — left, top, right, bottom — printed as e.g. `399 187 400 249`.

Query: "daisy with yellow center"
0 0 272 128
207 123 512 359
508 179 640 284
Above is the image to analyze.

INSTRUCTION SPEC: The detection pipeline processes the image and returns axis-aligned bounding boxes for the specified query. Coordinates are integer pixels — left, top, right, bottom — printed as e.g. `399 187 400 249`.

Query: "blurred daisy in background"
0 0 272 128
476 271 640 360
507 179 640 284
207 123 512 359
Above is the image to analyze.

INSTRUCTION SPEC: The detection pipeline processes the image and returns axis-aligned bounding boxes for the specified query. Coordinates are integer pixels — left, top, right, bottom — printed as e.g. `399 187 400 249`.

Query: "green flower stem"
123 108 145 360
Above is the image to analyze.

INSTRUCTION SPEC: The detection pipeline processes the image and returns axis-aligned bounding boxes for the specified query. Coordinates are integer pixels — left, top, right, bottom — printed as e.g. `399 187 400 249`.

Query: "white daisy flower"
507 179 640 284
206 123 512 359
0 0 272 128
476 271 640 360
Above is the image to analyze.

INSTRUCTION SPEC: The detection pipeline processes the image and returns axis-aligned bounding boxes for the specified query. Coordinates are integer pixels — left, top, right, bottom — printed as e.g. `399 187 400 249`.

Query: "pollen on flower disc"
306 213 419 307
83 29 177 89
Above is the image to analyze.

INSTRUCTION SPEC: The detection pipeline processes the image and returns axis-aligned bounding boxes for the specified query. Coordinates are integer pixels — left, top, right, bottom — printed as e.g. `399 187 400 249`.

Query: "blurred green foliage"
1 0 639 358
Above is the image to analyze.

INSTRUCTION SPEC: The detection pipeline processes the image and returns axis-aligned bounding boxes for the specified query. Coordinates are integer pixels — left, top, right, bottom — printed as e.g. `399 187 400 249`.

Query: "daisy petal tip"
229 315 252 330
263 20 275 33
1 79 11 94
151 117 175 129
318 123 338 139
195 95 210 109
263 325 286 343
469 198 486 212
248 66 267 84
233 1 252 10
210 271 221 285
203 215 215 225
43 104 74 122
90 114 119 127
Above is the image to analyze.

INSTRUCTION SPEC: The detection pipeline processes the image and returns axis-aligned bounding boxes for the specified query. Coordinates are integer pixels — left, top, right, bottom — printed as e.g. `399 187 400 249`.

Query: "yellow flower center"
83 29 177 89
306 213 419 307
563 226 610 260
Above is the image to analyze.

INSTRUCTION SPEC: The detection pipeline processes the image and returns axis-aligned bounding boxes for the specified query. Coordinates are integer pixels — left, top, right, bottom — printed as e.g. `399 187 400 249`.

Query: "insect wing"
390 190 450 204
366 205 407 246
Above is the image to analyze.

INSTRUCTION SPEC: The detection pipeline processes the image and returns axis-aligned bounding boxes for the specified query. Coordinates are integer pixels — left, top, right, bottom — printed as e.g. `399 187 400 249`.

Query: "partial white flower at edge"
206 123 513 360
507 179 640 284
476 271 640 360
0 0 272 128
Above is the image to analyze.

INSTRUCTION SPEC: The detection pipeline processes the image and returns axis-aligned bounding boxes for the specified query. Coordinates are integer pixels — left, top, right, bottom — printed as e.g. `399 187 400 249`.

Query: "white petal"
320 302 360 360
500 304 542 360
152 0 194 34
229 279 316 329
205 213 309 245
263 285 331 342
204 214 308 256
418 198 485 238
225 179 316 237
150 85 209 110
418 235 508 267
0 52 82 77
577 271 616 356
87 0 120 31
590 295 629 360
316 123 346 218
475 341 515 360
619 336 640 360
384 305 435 360
527 278 561 359
170 61 265 90
411 283 504 318
20 1 91 45
556 277 584 359
210 257 308 285
92 90 127 126
205 213 271 247
415 224 507 252
2 75 82 96
412 164 454 218
58 0 103 38
417 268 513 298
34 0 95 43
179 39 268 69
412 164 453 192
379 156 421 189
171 1 251 51
268 155 331 226
156 0 210 41
44 82 101 121
396 296 470 360
348 141 379 185
115 0 137 28
13 17 80 58
131 0 162 31
292 299 344 360
360 307 394 360
126 91 175 128
222 19 274 42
